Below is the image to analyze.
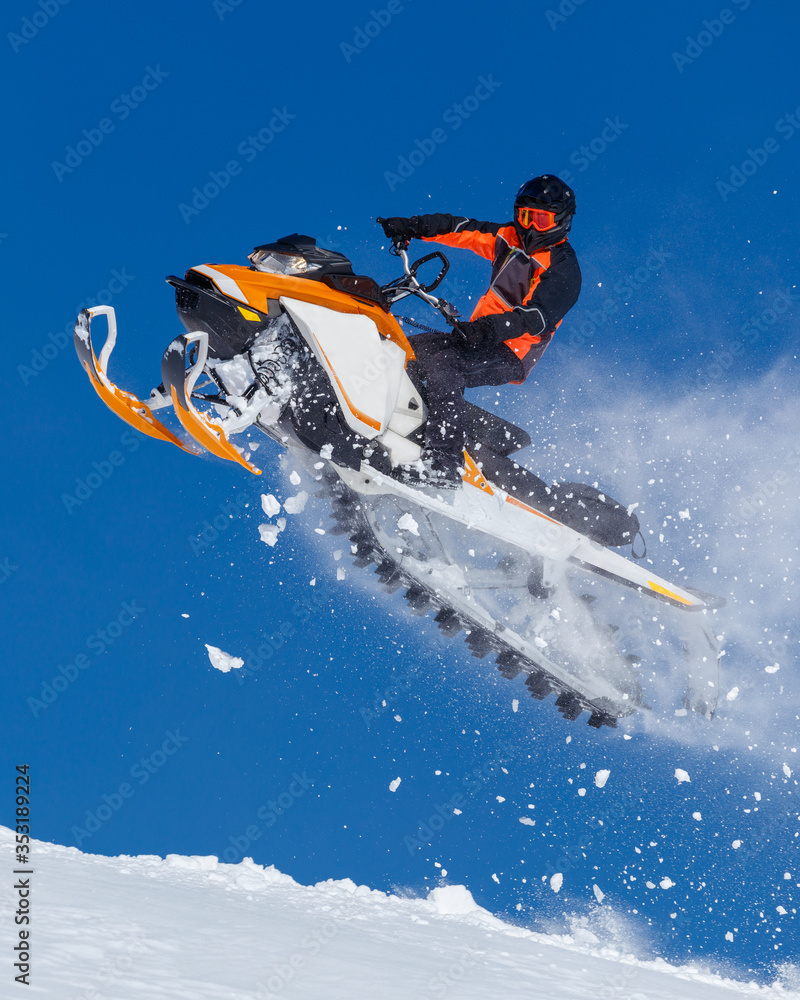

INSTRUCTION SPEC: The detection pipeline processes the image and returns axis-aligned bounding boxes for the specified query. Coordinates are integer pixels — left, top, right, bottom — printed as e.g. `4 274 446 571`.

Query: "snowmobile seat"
464 402 531 457
321 273 390 311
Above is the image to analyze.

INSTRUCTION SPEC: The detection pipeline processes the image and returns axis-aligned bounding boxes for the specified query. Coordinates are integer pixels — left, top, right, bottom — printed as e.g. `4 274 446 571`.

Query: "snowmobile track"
323 476 618 729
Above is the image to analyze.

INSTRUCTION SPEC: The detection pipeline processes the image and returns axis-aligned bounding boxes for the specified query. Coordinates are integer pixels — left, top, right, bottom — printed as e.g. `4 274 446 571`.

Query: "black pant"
408 333 524 459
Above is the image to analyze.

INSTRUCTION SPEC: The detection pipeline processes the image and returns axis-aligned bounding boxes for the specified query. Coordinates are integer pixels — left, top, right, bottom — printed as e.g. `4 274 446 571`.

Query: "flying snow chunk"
205 644 244 673
693 812 702 821
726 931 734 942
181 613 190 619
519 817 535 827
337 567 346 581
261 493 281 517
512 699 519 713
783 764 793 778
593 884 605 904
389 777 401 793
660 877 675 890
284 491 308 514
595 769 610 789
258 524 282 547
397 512 420 536
765 664 780 674
725 687 739 702
550 873 563 894
427 885 478 916
732 840 742 849
674 769 691 783
678 509 690 520
289 471 301 485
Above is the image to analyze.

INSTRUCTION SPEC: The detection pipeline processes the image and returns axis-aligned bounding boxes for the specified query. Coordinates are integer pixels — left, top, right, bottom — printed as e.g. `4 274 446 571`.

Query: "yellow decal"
238 306 262 322
648 580 694 605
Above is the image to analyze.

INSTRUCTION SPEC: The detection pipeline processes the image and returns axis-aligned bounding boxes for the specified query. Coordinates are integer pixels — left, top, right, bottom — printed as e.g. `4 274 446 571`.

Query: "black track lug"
434 608 461 637
465 629 495 658
404 586 431 614
555 691 584 721
588 712 618 729
525 671 552 700
495 650 525 679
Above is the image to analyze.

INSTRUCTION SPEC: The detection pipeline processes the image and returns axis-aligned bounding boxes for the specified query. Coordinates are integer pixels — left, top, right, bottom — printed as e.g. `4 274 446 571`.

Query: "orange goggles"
517 206 557 231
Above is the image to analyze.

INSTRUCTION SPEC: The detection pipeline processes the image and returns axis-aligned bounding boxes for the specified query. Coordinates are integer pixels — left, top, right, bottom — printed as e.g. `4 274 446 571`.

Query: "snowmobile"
74 234 724 727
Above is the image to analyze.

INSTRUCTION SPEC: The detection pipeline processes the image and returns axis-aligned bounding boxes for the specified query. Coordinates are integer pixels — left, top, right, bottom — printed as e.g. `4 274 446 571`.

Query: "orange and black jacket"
410 213 581 379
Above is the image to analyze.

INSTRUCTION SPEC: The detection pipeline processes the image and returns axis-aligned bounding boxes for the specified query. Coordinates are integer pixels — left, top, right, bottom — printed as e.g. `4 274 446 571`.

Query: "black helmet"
514 174 576 253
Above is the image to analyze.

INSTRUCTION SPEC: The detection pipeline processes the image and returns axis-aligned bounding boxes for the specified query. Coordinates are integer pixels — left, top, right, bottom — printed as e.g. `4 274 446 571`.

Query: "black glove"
455 315 498 350
376 216 418 241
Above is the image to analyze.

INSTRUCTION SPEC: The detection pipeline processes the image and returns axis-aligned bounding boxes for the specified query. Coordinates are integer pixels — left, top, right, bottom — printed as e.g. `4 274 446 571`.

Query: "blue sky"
3 0 800 986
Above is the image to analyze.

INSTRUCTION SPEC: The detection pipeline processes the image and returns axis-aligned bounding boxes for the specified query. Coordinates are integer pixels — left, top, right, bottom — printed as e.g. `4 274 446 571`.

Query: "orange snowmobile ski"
73 306 194 454
160 332 261 475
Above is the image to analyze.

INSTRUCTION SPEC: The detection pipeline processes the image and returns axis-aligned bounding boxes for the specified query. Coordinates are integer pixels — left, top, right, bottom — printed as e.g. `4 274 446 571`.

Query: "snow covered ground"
2 826 796 999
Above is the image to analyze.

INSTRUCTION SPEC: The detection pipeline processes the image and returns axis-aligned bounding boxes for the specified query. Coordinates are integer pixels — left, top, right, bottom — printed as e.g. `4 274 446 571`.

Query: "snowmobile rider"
377 175 581 485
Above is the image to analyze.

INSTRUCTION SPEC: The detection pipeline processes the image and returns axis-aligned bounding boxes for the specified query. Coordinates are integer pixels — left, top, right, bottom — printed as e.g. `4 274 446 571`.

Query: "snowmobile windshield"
248 248 322 276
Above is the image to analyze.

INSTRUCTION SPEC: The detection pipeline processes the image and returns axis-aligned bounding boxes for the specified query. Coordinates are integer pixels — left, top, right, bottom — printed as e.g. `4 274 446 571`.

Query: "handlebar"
383 245 460 327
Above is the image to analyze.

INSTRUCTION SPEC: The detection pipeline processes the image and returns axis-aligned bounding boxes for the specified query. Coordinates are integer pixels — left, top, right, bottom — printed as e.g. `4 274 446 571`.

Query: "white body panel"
281 296 424 463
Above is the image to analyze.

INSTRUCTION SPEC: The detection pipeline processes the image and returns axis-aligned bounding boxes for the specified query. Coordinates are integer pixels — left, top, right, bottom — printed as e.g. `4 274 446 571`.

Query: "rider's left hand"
377 216 416 242
456 316 495 349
